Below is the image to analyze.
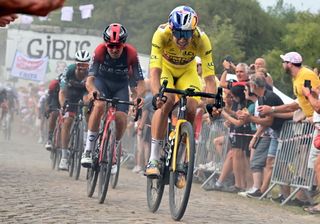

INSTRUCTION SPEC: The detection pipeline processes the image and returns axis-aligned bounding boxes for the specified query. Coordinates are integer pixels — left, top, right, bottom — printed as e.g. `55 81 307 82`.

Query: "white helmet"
75 50 91 62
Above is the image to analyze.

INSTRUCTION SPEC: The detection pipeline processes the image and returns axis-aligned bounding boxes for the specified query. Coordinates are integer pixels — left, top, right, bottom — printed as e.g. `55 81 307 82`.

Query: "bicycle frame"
99 105 116 163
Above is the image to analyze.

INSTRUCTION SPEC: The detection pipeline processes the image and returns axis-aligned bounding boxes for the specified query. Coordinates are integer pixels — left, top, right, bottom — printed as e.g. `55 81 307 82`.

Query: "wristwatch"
271 106 276 113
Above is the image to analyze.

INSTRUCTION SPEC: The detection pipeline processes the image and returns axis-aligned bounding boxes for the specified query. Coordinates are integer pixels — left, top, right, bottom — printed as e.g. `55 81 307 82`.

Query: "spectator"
251 58 273 86
238 74 287 197
0 14 18 27
0 0 65 17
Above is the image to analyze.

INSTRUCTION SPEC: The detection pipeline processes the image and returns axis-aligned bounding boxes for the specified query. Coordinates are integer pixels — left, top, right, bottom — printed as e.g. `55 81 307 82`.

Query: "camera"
304 80 312 90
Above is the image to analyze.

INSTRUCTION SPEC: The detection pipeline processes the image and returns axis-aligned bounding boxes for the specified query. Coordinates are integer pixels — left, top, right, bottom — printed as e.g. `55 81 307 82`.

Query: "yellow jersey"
149 23 215 79
293 66 320 117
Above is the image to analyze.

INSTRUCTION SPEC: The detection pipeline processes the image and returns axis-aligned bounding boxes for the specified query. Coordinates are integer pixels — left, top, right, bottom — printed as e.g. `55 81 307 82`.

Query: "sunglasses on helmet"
172 30 193 39
106 43 123 49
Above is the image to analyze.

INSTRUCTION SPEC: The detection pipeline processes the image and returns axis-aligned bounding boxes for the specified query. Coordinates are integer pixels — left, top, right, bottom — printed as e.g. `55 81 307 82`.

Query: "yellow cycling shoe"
175 173 186 189
145 160 160 178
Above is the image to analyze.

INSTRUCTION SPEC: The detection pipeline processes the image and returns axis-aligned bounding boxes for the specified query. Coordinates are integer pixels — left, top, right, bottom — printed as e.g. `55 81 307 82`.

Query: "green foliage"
32 0 320 96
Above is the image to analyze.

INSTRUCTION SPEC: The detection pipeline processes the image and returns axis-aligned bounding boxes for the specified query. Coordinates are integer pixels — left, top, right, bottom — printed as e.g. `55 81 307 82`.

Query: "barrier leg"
201 171 217 189
259 182 276 200
281 187 300 206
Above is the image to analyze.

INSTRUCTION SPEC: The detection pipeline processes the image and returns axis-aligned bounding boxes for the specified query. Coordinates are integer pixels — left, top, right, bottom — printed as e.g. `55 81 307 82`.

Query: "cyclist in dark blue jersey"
81 23 145 168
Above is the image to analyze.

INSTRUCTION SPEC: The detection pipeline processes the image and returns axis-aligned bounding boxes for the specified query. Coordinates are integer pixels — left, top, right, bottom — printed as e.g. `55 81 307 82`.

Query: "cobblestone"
0 128 319 223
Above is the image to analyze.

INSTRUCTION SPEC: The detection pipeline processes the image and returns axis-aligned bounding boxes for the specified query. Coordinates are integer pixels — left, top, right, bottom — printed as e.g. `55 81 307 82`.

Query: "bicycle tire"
50 126 59 170
68 132 75 177
56 149 62 171
87 134 101 197
146 176 165 212
50 148 57 170
97 121 116 204
169 122 195 221
74 121 84 180
110 142 121 189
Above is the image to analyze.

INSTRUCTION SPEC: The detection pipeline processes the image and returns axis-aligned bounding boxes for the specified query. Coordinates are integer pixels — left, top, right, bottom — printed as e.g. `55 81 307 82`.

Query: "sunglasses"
282 61 290 64
172 30 193 39
107 44 123 49
76 62 90 68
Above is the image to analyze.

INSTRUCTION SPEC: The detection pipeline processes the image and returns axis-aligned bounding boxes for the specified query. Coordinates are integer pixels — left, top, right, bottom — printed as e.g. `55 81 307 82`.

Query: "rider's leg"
115 111 127 141
149 94 175 162
84 100 105 153
48 111 58 140
60 115 74 158
45 110 58 150
59 114 74 170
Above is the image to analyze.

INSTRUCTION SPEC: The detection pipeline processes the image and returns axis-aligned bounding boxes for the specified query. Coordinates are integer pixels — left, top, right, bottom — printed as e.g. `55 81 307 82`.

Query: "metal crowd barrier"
193 118 230 188
260 120 315 205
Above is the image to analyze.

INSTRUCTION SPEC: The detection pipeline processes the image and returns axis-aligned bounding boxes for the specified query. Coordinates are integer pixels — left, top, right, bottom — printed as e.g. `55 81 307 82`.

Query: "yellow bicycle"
146 80 223 220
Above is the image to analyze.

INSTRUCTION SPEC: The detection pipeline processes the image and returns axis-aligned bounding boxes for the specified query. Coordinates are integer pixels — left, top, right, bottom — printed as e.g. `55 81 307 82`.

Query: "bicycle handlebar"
92 91 142 122
158 80 224 109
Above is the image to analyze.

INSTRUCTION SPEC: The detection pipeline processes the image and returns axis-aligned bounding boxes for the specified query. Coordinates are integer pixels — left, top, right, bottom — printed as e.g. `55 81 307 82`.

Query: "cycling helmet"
103 23 128 44
168 6 198 31
75 50 91 62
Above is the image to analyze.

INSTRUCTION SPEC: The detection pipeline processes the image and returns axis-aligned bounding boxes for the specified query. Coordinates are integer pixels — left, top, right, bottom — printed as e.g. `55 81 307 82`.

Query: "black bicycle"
67 100 87 180
146 80 223 221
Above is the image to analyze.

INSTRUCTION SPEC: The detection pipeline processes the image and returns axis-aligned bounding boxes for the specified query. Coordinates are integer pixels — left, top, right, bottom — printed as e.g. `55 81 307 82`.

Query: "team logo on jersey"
205 50 212 55
152 43 160 49
207 62 215 70
150 55 159 60
183 51 194 56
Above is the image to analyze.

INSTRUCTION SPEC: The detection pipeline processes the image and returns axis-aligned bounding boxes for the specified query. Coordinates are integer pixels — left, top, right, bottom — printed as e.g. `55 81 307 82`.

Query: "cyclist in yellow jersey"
146 5 217 176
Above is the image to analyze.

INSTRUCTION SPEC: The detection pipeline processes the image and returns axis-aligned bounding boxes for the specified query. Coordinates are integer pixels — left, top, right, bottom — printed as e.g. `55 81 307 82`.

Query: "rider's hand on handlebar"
152 94 167 110
88 90 100 100
134 97 144 109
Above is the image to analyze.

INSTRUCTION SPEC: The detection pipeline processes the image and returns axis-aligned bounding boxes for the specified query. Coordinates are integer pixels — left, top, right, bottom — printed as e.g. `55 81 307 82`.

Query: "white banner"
11 51 48 82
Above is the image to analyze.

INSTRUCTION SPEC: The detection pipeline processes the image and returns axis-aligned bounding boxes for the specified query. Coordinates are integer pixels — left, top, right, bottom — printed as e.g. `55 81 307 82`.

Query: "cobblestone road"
0 128 319 224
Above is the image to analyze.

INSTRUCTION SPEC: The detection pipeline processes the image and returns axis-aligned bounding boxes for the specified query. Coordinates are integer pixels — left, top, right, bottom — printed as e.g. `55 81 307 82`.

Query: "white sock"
62 148 69 159
84 130 98 152
149 138 164 162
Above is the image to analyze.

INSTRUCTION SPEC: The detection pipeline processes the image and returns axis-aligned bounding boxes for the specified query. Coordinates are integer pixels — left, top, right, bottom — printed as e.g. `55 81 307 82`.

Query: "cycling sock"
84 130 97 152
48 131 53 141
149 138 164 161
62 148 69 159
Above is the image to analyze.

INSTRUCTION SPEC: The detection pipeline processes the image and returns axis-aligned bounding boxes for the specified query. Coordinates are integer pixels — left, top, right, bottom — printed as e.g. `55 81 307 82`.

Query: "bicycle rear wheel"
110 142 121 189
146 176 165 212
169 122 195 221
74 121 84 180
97 121 115 204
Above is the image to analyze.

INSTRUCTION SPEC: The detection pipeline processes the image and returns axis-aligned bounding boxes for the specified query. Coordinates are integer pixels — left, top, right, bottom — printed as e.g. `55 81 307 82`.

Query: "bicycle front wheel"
146 176 165 212
97 121 116 204
169 122 195 221
86 141 99 198
68 132 76 177
74 121 84 180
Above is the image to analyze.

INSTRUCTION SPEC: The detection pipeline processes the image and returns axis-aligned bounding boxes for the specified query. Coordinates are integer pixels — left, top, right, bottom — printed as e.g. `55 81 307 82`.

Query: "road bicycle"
67 100 87 180
87 93 141 204
146 80 223 221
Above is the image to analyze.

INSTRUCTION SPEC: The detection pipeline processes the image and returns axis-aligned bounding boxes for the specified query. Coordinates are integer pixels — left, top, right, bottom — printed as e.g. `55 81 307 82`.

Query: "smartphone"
304 80 312 90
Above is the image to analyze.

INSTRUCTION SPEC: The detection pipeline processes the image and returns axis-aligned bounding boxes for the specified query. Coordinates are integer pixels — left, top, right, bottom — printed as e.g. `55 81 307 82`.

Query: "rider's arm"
85 76 98 93
149 26 164 95
58 89 65 108
150 68 162 95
